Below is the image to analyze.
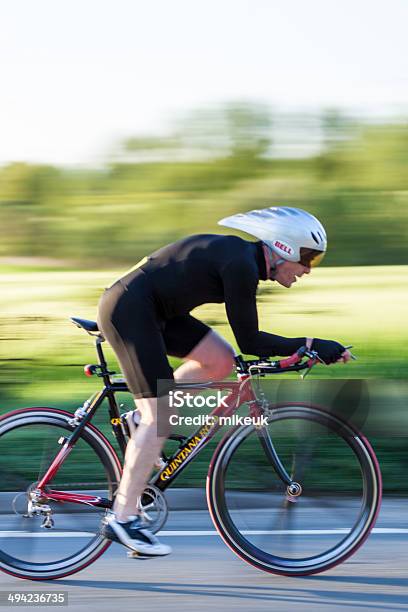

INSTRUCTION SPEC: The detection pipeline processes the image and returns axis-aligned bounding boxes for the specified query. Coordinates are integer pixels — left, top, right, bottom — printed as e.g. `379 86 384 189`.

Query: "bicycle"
0 317 382 580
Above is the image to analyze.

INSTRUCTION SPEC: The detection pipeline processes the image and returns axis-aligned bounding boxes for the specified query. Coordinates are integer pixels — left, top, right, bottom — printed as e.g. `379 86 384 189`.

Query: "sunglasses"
299 247 325 268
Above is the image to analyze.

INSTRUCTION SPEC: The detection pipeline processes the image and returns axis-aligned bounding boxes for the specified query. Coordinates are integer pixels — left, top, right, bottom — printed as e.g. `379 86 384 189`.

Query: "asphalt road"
0 498 406 611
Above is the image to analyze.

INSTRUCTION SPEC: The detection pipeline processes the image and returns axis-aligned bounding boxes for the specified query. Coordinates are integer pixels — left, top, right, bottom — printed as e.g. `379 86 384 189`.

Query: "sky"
0 0 407 166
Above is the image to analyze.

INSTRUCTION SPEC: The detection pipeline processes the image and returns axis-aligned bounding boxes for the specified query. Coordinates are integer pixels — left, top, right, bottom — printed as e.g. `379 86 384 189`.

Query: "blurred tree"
0 104 407 266
0 163 62 256
224 102 272 159
175 101 273 161
320 108 355 149
120 136 182 163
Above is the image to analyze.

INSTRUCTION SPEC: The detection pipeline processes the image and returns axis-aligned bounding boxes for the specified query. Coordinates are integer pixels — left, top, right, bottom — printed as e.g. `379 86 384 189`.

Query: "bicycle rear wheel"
0 408 122 580
207 403 382 576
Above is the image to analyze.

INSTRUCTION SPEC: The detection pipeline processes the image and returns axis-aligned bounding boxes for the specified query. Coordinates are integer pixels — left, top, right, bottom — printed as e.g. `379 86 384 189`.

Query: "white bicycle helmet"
218 206 327 266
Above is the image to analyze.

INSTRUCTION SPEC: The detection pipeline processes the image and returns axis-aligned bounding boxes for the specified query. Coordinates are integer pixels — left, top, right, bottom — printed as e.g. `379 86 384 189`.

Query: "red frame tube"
34 377 259 508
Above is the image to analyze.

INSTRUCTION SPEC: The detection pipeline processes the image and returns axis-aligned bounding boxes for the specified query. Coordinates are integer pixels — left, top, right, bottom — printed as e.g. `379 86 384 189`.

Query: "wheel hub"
286 482 302 497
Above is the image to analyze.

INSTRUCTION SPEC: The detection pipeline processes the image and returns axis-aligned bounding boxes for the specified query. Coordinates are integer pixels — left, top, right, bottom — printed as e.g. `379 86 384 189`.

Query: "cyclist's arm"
222 259 306 358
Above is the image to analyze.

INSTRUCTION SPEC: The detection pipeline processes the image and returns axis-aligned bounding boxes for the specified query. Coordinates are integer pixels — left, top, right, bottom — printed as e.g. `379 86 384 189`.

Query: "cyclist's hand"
338 349 352 363
311 338 347 365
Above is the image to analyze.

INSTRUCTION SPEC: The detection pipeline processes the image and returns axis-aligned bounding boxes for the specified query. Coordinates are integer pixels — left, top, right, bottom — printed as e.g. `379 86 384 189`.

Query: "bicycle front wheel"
207 403 382 576
0 407 122 580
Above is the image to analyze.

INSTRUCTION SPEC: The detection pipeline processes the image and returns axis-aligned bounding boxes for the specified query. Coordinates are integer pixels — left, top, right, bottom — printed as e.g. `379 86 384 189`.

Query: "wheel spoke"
208 404 381 575
0 409 120 579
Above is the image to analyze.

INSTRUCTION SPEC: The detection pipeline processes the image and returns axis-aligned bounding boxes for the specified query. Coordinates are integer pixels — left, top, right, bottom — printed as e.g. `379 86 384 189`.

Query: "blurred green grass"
0 265 407 492
0 264 406 403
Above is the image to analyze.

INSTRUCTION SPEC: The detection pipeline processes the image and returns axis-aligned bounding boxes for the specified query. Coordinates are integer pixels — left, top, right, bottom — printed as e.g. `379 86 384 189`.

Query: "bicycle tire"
0 407 122 580
207 403 382 576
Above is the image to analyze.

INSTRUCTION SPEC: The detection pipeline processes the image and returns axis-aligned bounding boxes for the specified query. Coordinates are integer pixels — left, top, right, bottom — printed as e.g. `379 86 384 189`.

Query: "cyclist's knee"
208 353 235 380
187 330 235 377
200 344 234 380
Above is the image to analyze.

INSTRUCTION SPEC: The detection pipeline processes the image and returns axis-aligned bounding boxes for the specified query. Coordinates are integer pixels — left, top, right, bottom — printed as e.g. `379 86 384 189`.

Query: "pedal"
41 516 55 528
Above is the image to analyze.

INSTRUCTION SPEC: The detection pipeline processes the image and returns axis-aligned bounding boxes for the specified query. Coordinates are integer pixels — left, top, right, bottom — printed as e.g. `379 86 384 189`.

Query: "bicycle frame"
35 334 300 510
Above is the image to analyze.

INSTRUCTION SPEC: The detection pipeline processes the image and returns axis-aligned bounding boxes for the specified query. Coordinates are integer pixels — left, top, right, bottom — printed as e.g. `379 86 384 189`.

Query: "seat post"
95 336 108 371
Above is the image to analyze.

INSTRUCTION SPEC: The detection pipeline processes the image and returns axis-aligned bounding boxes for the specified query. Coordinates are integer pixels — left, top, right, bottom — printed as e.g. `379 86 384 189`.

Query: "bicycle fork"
256 424 303 501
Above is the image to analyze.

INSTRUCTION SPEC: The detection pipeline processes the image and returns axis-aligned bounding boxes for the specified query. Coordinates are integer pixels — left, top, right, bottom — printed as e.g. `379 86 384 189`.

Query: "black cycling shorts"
97 271 210 398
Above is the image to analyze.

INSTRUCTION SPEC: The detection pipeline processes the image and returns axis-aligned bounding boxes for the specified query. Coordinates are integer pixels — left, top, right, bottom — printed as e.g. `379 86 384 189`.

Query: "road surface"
0 497 406 611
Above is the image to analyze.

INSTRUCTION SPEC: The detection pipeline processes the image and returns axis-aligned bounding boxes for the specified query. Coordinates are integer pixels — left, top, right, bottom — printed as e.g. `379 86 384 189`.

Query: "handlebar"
234 344 355 378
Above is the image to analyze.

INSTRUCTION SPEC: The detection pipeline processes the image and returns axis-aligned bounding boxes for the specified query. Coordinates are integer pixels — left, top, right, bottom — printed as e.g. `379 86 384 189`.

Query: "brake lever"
305 349 325 364
299 343 357 380
300 352 316 380
300 349 325 380
344 345 357 360
300 363 316 380
301 346 357 379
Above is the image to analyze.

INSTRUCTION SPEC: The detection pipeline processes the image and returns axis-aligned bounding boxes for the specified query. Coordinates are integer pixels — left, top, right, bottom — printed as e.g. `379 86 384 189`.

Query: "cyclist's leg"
114 397 167 521
102 396 171 556
97 280 173 524
163 315 235 382
175 329 235 381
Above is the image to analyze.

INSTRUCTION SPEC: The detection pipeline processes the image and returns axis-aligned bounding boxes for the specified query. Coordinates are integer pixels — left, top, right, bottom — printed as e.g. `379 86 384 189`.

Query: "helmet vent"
311 232 320 245
278 207 299 216
274 208 288 216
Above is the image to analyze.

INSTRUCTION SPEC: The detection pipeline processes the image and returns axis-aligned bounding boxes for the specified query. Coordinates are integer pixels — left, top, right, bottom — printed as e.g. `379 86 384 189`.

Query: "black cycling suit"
97 234 306 398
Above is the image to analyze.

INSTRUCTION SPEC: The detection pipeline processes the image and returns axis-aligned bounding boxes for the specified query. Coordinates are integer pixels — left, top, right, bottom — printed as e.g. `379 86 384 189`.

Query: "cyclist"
98 206 351 557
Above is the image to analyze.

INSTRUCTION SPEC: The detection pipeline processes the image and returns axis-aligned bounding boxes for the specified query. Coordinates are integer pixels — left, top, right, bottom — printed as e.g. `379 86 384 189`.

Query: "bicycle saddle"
70 317 99 332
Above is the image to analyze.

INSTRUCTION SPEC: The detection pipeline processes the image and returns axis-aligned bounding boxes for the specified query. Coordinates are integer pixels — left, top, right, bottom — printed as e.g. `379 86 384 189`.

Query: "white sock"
116 515 137 524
